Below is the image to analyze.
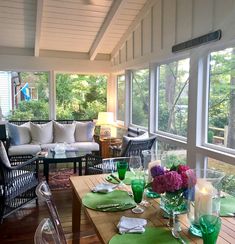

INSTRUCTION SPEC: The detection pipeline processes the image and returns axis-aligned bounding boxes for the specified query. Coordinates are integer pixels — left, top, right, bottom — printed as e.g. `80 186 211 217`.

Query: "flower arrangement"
150 164 197 194
150 164 197 215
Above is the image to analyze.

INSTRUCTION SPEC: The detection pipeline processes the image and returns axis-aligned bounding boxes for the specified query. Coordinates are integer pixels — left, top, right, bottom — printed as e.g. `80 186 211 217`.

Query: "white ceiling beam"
111 0 156 59
34 0 44 57
89 0 127 60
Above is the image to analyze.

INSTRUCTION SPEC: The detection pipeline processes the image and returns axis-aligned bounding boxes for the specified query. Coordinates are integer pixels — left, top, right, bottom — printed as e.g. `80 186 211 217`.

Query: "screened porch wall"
111 0 235 71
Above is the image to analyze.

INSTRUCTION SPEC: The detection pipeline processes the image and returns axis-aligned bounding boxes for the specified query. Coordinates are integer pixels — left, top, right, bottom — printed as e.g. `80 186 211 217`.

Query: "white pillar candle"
194 179 214 223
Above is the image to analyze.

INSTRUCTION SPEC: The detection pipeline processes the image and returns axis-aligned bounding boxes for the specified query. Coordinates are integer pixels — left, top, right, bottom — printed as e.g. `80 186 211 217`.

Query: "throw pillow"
30 121 53 144
75 121 95 142
53 121 76 143
0 141 11 168
120 132 149 155
7 122 31 145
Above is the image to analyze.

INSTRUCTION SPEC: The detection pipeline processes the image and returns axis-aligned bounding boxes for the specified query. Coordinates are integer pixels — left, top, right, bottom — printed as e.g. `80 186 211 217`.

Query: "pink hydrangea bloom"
164 171 183 192
181 171 189 188
152 174 166 194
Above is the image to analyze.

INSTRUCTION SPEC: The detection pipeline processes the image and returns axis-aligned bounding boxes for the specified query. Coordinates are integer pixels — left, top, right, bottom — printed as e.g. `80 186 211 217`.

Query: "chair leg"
36 198 39 205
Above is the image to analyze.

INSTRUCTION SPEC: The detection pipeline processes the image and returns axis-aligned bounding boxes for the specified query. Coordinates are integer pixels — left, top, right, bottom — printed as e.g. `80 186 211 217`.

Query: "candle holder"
187 169 224 237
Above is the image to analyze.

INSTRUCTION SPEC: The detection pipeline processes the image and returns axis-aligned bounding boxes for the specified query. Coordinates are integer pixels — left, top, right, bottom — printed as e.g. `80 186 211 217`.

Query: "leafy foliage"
131 69 149 127
8 72 107 120
56 74 107 120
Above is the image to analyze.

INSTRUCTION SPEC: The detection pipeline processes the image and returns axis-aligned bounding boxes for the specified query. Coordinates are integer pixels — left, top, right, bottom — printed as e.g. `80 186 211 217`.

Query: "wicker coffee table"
42 150 88 183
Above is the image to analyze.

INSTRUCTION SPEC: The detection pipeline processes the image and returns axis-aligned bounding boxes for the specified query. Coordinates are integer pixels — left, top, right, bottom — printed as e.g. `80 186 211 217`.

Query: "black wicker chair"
85 136 157 175
0 141 38 222
85 154 103 175
111 136 157 157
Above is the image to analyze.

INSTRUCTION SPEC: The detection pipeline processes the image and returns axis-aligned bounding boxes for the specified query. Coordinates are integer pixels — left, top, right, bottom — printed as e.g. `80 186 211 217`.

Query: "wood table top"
70 174 235 244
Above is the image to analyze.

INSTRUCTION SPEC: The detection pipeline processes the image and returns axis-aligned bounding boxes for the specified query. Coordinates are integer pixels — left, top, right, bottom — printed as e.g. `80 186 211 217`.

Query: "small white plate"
92 183 117 193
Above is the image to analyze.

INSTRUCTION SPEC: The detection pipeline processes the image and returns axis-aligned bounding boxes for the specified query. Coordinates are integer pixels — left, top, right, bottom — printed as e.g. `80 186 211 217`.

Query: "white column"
187 49 208 169
125 69 131 127
48 70 56 120
149 63 156 134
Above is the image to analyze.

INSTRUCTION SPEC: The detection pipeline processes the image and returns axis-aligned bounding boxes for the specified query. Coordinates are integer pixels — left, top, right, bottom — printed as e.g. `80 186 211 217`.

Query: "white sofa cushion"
75 121 95 142
7 122 31 145
70 142 99 152
0 141 11 167
53 121 75 143
120 132 149 155
30 121 53 144
8 144 41 156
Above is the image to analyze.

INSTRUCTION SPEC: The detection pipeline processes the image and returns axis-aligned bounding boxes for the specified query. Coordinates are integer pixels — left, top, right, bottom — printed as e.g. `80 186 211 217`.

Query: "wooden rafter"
89 0 127 60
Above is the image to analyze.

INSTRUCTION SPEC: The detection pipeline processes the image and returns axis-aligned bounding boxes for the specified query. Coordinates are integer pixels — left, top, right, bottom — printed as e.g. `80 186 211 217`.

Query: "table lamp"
96 112 114 139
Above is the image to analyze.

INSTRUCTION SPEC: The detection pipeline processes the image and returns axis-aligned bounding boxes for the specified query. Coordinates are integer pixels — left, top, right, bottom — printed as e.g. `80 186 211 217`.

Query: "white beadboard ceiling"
0 0 148 60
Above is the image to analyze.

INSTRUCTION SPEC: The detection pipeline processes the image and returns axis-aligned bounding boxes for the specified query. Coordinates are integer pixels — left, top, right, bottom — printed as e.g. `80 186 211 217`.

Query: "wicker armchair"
85 154 103 175
121 136 157 157
85 136 156 175
111 136 157 157
0 141 38 222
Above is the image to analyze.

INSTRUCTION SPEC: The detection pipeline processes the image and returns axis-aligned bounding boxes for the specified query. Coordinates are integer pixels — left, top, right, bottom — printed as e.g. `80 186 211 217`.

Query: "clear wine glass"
129 155 142 178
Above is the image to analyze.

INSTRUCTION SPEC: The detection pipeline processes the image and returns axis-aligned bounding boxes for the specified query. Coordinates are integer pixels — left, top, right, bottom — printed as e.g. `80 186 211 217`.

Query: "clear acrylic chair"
35 181 67 244
34 218 61 244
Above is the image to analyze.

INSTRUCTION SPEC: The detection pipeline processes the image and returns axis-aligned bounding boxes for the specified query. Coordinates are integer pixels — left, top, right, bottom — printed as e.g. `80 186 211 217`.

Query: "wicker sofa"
0 120 99 157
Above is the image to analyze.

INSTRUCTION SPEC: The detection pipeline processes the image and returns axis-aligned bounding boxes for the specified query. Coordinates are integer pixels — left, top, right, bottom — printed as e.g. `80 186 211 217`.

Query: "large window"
1 71 49 120
208 47 235 150
56 73 107 120
131 69 149 127
117 74 125 121
158 58 190 137
157 141 187 168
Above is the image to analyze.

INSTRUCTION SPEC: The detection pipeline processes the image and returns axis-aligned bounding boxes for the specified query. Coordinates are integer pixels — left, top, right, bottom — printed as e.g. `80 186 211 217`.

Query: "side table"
95 136 122 158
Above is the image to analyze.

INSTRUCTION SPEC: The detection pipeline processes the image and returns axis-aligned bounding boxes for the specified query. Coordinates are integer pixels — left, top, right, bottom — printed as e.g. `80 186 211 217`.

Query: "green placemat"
105 171 138 185
109 227 183 244
220 195 235 216
82 190 136 212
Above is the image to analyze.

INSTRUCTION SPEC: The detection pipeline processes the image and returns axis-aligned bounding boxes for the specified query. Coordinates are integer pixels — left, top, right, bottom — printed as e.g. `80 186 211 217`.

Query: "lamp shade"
96 112 114 126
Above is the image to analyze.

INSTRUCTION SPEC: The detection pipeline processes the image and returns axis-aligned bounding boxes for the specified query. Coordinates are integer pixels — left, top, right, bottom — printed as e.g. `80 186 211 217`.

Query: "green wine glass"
131 179 145 213
199 215 221 244
117 161 128 185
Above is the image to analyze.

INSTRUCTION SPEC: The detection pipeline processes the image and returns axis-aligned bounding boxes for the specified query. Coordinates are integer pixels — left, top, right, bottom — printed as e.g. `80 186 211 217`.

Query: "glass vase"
142 150 161 198
160 190 188 216
160 190 188 236
187 169 224 237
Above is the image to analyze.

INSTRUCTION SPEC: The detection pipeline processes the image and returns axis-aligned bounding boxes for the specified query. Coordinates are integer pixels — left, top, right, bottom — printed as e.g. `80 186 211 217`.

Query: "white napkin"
117 216 147 234
92 183 116 193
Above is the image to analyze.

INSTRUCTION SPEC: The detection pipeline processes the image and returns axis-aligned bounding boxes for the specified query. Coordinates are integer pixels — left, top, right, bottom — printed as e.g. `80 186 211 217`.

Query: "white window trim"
129 67 149 129
116 74 125 124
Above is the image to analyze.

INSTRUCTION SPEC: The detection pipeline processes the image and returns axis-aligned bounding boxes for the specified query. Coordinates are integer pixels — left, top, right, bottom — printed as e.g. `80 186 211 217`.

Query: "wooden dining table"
70 174 235 244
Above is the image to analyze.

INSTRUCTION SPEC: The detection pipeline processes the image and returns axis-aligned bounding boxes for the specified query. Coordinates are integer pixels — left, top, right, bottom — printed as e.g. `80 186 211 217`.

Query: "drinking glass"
199 215 221 244
131 178 145 213
116 160 128 185
129 155 142 177
187 169 224 237
142 150 161 198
